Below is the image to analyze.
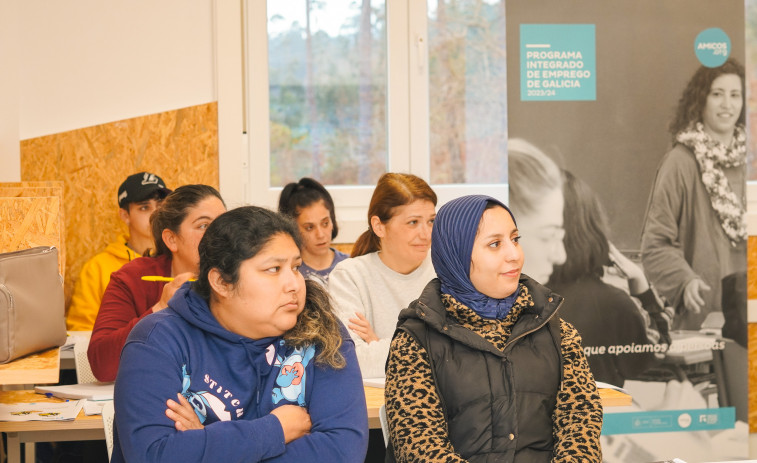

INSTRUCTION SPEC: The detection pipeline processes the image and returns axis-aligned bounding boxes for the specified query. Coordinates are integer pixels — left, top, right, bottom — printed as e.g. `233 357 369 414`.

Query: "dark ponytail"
149 184 224 256
278 177 339 240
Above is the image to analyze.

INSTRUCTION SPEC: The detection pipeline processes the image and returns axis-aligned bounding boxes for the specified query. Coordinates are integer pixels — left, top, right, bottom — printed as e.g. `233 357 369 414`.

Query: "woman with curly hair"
641 58 747 331
111 206 368 462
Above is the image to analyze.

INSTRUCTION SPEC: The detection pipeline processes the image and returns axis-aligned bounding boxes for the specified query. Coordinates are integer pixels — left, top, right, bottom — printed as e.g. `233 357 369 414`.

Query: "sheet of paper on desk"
35 382 114 401
595 381 630 395
0 400 84 421
83 400 109 416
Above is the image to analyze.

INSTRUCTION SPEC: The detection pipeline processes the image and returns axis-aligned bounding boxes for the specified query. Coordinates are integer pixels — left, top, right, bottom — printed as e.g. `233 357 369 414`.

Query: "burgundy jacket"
88 254 172 381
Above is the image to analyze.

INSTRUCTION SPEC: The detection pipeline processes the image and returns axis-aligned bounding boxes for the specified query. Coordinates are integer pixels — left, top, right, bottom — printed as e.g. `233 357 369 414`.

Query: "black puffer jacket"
391 277 562 463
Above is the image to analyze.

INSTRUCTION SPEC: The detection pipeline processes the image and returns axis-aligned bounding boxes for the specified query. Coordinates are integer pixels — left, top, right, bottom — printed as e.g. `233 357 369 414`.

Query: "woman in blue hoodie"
111 206 369 462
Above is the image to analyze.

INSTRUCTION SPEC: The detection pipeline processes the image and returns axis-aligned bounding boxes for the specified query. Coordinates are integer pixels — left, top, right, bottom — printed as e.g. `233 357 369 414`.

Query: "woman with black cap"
384 195 602 462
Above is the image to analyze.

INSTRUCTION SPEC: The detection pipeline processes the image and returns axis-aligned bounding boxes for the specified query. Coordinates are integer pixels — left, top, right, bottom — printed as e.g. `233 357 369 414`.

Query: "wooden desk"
0 348 60 385
364 386 383 429
364 386 632 429
0 390 104 463
598 388 632 408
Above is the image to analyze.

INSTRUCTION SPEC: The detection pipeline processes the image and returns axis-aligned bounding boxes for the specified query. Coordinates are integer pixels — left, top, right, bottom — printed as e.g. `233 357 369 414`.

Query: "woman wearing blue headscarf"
384 195 603 462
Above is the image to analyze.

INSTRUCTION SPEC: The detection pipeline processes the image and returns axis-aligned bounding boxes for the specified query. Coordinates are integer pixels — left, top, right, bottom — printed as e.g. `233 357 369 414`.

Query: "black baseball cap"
117 172 171 208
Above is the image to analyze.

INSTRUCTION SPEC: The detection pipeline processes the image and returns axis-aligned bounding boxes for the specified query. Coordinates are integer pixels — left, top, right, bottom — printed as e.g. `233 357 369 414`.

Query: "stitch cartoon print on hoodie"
273 344 315 406
181 342 317 424
181 365 233 423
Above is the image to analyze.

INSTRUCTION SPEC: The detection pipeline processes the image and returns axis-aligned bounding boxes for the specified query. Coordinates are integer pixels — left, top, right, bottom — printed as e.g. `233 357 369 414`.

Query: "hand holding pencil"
148 272 196 313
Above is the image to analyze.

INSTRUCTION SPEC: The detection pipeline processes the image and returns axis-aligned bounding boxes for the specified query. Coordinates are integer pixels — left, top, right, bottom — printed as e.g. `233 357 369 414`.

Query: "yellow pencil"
141 276 197 282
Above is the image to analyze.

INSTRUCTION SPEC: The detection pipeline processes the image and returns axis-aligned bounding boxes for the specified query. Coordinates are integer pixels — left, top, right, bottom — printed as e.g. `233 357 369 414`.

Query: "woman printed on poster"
641 58 747 332
548 170 670 388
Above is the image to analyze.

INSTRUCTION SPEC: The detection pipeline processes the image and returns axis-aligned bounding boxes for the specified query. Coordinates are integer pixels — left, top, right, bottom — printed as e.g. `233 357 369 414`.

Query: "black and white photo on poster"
506 1 748 461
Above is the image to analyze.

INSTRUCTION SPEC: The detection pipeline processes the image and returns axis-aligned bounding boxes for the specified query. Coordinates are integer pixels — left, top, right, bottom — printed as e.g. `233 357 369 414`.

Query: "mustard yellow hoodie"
66 234 140 331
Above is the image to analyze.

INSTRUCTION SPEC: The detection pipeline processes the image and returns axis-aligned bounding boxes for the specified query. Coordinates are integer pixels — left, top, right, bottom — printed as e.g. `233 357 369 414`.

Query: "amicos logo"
694 28 731 68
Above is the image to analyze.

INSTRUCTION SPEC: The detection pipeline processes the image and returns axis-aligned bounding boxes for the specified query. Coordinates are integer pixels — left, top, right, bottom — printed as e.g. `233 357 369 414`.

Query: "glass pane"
267 0 387 187
428 0 507 184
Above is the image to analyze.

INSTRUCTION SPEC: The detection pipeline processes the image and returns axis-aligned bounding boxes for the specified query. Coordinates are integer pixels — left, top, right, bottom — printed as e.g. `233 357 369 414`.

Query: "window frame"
216 0 507 242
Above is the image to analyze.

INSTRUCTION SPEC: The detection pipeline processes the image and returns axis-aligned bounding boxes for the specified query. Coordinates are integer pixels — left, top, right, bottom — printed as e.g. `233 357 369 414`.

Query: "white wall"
0 0 216 181
18 0 215 139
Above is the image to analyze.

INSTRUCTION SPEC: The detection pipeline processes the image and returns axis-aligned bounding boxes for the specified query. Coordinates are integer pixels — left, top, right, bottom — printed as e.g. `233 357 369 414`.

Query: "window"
266 0 388 187
218 0 507 241
428 0 507 185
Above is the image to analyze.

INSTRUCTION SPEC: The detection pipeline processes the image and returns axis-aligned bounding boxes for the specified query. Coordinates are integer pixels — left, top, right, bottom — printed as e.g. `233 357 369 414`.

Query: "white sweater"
328 252 436 378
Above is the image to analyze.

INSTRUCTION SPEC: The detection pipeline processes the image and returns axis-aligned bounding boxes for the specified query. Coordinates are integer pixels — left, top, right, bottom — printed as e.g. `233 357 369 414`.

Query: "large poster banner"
506 1 748 461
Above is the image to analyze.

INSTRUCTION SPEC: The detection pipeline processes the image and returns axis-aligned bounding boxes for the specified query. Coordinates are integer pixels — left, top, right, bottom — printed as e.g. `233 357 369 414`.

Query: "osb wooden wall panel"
0 196 62 273
19 102 219 309
748 236 755 432
750 324 757 432
0 181 63 198
0 181 65 275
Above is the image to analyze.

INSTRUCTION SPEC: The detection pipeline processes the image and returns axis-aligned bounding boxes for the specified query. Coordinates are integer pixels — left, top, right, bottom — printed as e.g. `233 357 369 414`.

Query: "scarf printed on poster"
506 1 749 461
